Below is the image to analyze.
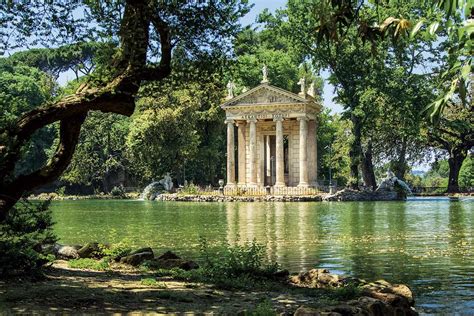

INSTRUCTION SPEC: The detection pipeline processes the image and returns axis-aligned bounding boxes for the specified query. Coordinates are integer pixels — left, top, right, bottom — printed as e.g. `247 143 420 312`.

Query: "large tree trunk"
349 113 362 190
447 150 466 193
393 140 407 181
0 0 172 221
361 141 376 191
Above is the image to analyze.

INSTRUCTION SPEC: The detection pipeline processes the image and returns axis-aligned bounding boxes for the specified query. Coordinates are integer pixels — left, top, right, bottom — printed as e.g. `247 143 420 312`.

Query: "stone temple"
221 68 322 193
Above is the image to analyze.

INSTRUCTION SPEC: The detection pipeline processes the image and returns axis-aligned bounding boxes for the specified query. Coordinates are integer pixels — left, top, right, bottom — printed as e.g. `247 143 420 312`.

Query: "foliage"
110 185 126 198
140 278 167 288
318 111 351 186
68 258 110 271
62 112 130 191
179 182 201 195
199 238 279 281
0 199 56 276
245 300 276 316
0 59 57 177
426 104 473 192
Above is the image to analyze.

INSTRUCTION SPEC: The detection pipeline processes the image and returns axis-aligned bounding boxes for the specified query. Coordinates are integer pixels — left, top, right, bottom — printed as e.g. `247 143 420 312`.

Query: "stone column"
273 116 285 187
265 135 271 179
237 121 247 185
225 119 236 187
248 117 257 186
298 117 309 187
308 119 317 186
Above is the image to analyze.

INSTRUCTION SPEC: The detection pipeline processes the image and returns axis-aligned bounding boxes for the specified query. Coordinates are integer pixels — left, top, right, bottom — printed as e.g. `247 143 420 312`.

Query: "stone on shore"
77 242 101 258
120 247 154 266
55 244 80 260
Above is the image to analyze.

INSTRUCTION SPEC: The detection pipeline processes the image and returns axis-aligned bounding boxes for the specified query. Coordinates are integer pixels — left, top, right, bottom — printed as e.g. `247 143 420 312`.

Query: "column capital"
224 119 235 125
272 115 285 122
246 117 257 123
297 116 309 121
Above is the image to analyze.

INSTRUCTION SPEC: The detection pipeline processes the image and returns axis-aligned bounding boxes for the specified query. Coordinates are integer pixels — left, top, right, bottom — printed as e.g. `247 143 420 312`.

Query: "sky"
242 0 343 113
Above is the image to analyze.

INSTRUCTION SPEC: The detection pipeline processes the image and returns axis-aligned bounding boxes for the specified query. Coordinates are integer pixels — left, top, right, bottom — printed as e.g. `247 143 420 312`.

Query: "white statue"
226 80 236 99
160 173 173 191
297 77 306 95
308 82 315 97
261 64 269 83
241 86 248 93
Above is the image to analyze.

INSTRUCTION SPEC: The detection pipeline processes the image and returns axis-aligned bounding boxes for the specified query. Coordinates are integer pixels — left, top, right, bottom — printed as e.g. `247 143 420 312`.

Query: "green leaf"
410 20 424 39
460 62 471 80
429 22 440 35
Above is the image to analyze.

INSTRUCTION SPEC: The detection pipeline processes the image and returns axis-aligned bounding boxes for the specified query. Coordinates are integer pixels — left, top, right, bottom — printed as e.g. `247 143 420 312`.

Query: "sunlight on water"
50 198 474 314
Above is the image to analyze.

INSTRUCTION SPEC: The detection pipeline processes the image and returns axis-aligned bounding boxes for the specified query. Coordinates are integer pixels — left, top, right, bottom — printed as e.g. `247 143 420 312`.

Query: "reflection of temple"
221 69 322 189
225 202 317 271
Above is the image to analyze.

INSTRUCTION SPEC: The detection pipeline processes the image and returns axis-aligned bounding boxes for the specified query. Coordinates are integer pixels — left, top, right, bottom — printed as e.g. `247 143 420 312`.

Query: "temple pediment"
221 83 311 108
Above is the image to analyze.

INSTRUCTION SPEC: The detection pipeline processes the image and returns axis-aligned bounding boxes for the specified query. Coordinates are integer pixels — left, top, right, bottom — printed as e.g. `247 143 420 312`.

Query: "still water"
51 198 474 314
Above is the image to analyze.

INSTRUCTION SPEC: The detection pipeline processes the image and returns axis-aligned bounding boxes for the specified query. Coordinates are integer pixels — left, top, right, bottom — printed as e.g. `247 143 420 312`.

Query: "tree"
426 104 473 192
0 59 57 177
0 1 251 220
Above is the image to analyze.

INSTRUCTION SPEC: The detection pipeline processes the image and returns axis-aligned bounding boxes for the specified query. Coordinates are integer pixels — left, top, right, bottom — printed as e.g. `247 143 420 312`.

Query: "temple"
221 67 322 193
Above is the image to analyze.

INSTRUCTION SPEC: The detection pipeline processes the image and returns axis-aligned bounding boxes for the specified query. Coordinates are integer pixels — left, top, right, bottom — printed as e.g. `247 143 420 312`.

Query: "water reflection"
51 198 474 314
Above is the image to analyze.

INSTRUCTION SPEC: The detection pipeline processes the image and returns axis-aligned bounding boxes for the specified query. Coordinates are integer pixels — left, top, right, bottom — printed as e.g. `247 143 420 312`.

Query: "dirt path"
0 261 315 314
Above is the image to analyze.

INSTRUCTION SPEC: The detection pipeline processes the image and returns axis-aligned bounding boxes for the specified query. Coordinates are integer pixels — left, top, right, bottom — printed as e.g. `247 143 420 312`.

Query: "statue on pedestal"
261 64 269 83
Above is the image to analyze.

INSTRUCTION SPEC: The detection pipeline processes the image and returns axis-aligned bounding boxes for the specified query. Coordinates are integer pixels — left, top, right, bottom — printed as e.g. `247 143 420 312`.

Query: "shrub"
98 241 131 260
199 238 279 280
179 182 200 195
196 238 280 289
110 185 125 198
0 199 57 277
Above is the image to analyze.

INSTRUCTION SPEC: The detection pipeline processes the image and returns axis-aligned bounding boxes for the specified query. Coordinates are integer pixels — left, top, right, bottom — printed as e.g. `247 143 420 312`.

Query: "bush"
179 182 200 195
0 199 57 277
110 185 125 198
199 238 279 279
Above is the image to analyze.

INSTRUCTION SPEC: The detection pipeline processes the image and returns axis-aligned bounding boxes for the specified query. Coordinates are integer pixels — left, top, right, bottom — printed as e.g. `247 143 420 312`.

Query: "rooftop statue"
226 80 236 99
261 64 269 83
297 77 306 96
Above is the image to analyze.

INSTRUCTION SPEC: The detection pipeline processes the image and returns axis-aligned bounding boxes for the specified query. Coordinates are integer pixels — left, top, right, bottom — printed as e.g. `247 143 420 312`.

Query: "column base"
297 183 309 188
225 183 237 189
274 183 286 188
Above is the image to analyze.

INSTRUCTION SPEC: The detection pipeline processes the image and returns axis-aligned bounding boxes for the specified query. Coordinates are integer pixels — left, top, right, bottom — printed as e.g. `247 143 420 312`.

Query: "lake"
50 197 474 314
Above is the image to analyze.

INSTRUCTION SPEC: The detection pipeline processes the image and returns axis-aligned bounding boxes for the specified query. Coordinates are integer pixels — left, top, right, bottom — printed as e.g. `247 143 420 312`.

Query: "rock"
55 244 79 260
77 242 101 258
157 250 181 260
291 269 345 288
389 284 414 305
120 247 154 266
293 306 324 316
179 260 199 271
129 247 153 256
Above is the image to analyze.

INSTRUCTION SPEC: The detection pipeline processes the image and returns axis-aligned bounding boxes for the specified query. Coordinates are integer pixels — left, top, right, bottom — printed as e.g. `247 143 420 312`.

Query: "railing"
223 186 323 196
411 186 473 194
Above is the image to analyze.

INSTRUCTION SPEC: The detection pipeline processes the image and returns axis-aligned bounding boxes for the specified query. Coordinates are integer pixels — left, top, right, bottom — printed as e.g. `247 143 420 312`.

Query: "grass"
68 258 110 271
140 278 167 288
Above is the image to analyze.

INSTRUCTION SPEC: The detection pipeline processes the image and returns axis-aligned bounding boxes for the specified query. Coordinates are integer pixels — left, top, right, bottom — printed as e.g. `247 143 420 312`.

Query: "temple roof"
220 82 317 109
